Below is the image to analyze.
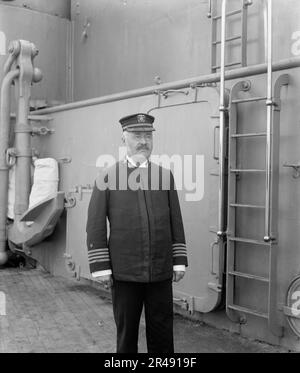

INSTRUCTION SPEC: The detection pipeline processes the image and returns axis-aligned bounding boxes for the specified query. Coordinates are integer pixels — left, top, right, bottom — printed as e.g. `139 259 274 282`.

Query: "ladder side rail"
217 0 227 238
268 74 289 337
264 0 273 242
211 9 218 73
241 0 249 67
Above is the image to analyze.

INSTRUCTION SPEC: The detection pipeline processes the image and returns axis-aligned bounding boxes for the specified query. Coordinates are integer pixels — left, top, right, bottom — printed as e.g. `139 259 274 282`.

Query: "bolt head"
31 44 39 58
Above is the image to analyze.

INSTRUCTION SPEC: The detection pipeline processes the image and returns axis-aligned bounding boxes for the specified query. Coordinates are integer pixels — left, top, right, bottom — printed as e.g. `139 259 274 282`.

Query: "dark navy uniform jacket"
86 160 187 282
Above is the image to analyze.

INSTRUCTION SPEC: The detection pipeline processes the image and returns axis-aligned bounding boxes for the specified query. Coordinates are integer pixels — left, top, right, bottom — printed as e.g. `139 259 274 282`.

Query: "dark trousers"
111 279 174 353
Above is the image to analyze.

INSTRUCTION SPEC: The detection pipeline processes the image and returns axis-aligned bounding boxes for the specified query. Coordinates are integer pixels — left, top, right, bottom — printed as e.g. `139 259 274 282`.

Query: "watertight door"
147 87 224 313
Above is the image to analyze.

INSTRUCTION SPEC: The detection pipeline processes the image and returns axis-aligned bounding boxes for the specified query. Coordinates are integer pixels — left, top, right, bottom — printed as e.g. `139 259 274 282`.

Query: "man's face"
123 130 153 162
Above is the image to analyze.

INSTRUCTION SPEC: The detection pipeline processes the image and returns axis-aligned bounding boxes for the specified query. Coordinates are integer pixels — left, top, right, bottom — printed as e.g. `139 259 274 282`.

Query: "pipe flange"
14 124 33 134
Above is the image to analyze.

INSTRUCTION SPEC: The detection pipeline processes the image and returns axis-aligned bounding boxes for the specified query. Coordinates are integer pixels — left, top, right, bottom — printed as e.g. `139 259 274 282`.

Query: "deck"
0 267 287 353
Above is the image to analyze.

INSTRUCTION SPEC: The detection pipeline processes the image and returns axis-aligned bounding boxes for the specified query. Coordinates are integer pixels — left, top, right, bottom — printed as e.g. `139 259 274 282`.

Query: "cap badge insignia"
137 114 146 123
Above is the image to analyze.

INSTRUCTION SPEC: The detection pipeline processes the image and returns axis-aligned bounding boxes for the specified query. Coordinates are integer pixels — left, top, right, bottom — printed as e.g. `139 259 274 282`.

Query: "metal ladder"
226 74 289 336
208 0 252 73
225 0 289 336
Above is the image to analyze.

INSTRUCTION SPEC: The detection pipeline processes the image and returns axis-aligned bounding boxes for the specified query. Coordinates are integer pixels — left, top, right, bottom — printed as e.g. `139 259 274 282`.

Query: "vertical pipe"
0 70 19 264
207 0 212 18
241 0 248 67
217 0 227 237
264 0 272 242
263 0 268 62
14 83 32 221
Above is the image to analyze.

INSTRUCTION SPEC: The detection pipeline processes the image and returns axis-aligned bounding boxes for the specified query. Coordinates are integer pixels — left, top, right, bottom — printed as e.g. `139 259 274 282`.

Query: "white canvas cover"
29 158 59 208
7 158 59 220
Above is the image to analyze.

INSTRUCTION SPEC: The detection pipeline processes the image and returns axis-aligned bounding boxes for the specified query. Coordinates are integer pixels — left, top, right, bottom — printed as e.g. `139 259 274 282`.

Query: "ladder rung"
213 9 242 20
212 61 241 70
231 96 267 104
230 169 266 173
230 203 265 209
231 132 267 138
228 271 269 283
227 305 268 319
228 237 270 246
213 35 242 45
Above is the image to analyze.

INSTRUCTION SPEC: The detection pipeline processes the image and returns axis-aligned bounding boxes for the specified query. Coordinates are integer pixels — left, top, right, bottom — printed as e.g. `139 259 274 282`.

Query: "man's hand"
95 274 113 290
173 271 185 282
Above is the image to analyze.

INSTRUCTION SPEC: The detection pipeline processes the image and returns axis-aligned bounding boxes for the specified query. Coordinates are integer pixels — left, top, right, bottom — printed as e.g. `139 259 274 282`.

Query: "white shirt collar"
126 155 149 168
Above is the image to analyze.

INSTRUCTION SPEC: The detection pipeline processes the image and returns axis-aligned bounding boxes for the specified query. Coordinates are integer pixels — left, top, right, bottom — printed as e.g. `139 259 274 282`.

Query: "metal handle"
210 240 219 275
217 0 227 238
162 89 189 99
264 0 272 242
283 163 300 179
213 126 220 160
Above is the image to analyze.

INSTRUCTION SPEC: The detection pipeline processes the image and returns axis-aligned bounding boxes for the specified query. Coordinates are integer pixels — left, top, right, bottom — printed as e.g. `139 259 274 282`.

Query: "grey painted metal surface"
0 4 71 107
0 0 71 19
70 0 211 100
69 0 300 100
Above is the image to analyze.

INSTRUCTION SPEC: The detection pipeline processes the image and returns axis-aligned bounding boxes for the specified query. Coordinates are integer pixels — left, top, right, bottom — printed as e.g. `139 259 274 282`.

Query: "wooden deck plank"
41 275 116 352
0 267 288 353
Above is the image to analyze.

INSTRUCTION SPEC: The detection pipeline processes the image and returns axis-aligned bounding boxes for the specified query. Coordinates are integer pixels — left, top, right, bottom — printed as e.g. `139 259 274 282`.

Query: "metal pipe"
207 0 212 18
3 54 15 75
12 41 40 222
14 82 33 221
0 69 20 264
263 0 268 62
264 0 272 242
217 0 227 238
32 56 300 116
3 41 21 75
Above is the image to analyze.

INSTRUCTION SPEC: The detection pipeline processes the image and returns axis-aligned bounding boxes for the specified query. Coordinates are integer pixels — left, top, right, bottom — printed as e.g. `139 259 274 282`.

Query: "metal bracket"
190 83 217 102
283 163 300 179
208 282 222 293
64 253 81 281
68 184 93 201
190 82 217 89
173 295 194 314
31 127 55 136
6 148 17 167
58 157 72 164
210 240 219 275
160 89 189 99
82 17 91 40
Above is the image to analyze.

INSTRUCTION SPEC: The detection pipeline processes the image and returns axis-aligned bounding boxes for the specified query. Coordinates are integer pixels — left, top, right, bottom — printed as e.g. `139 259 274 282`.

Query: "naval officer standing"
86 113 188 353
